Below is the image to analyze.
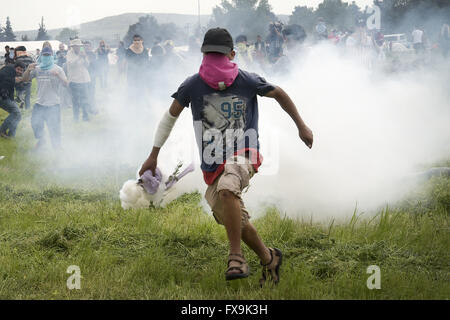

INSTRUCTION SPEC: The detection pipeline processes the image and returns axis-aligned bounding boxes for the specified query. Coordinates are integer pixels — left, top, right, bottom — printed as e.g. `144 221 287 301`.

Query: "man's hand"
28 63 37 71
139 147 160 177
299 125 313 149
265 86 314 149
139 155 157 177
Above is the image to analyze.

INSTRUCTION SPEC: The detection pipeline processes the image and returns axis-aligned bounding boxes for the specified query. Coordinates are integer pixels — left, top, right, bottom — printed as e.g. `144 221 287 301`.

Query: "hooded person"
22 46 69 150
139 28 314 285
14 46 34 109
66 38 91 121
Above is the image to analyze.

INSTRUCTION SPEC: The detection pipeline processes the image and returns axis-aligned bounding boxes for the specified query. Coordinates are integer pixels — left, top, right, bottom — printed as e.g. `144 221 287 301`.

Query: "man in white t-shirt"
23 46 69 150
412 26 425 53
66 38 91 122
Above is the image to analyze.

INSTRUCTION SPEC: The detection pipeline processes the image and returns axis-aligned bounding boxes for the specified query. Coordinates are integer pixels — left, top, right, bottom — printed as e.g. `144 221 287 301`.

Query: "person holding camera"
267 22 285 64
0 61 25 139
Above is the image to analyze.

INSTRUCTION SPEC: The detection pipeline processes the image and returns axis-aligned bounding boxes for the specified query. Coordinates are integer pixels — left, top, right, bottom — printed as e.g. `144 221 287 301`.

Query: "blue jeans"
16 82 31 109
0 98 22 137
31 104 61 148
69 82 90 121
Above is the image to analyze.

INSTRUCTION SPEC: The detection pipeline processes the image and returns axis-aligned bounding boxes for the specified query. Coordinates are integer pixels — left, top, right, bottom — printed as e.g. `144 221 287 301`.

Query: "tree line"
1 1 449 44
0 16 51 41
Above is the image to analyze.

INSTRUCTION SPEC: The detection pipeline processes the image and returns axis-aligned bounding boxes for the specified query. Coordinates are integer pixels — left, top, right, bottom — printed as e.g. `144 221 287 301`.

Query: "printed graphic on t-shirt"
201 93 247 156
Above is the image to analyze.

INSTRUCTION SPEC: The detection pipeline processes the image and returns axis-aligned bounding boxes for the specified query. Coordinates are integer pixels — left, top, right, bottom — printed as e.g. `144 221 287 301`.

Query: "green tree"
315 0 362 31
289 0 363 35
374 0 450 36
289 6 316 33
209 0 276 41
3 17 16 41
36 16 50 41
56 28 79 43
123 15 183 46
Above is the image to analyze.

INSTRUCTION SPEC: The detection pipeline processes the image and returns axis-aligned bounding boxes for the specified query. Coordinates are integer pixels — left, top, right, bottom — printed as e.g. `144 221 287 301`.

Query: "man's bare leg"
219 190 245 275
241 222 271 265
220 190 272 268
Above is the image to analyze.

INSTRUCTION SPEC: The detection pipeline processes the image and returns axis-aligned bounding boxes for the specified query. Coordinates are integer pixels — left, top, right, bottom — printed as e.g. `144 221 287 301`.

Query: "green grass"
0 82 449 299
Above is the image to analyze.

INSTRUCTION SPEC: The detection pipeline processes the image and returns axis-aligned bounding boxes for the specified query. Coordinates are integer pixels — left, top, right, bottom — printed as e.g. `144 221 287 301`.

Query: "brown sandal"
225 253 250 281
259 248 283 287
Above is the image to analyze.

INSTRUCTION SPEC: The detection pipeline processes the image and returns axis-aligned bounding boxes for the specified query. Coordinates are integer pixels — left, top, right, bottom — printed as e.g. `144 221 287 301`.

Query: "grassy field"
0 80 449 300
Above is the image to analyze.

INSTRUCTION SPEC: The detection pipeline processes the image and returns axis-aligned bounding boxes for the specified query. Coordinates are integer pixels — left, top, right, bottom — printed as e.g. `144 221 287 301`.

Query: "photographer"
14 46 34 110
267 22 285 64
0 61 25 139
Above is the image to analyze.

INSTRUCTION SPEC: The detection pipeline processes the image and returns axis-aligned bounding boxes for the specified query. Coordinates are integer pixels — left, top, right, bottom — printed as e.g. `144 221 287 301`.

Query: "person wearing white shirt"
66 38 91 121
412 26 425 53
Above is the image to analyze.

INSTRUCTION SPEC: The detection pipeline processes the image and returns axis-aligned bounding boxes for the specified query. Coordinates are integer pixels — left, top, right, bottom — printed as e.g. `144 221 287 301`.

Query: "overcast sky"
2 0 374 31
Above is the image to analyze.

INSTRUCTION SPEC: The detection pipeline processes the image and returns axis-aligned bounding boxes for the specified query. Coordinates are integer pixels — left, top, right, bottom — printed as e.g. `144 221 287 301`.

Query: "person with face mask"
4 46 14 65
0 61 25 138
22 47 69 150
66 38 91 122
55 43 68 67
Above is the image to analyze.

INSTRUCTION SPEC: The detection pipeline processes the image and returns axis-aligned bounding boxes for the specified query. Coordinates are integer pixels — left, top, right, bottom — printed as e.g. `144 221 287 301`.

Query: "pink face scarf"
199 53 239 91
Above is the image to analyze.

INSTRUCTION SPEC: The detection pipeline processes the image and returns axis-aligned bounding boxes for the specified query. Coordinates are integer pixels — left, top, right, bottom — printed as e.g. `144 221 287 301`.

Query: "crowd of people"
0 15 448 285
0 17 449 149
0 38 113 147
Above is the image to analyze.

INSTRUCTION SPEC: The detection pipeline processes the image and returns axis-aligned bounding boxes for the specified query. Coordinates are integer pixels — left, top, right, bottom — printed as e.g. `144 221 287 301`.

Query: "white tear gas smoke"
33 42 449 221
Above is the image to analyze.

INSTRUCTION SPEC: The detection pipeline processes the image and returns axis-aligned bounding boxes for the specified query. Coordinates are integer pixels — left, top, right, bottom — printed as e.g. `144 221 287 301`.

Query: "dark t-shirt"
125 48 149 84
172 69 275 184
0 65 16 99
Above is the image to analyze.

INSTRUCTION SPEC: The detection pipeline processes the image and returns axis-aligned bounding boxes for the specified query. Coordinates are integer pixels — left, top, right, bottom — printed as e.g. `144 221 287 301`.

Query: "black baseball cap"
15 46 27 52
201 28 234 54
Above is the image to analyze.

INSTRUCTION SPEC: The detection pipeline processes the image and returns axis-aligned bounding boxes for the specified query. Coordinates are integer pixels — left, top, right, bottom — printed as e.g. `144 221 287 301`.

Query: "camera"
0 88 10 100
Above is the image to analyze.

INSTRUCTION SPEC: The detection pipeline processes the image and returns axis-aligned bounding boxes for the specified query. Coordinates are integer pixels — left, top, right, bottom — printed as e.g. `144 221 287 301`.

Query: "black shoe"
0 132 12 139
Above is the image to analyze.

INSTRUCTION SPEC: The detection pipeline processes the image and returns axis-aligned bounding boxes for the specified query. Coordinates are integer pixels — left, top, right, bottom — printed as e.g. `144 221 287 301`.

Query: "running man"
139 28 313 284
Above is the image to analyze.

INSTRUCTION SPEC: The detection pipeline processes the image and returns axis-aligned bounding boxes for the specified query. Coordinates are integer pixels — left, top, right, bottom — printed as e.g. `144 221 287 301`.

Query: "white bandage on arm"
153 110 179 148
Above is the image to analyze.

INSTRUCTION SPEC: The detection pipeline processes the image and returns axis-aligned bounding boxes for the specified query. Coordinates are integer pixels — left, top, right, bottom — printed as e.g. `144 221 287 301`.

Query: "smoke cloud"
30 39 449 222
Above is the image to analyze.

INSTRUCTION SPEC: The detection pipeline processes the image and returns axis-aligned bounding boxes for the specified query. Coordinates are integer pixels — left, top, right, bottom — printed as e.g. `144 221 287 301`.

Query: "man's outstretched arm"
139 99 185 176
265 86 313 149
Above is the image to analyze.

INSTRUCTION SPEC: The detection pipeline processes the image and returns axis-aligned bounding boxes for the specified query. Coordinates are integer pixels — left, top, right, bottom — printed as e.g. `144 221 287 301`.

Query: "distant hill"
15 13 212 44
15 12 290 45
